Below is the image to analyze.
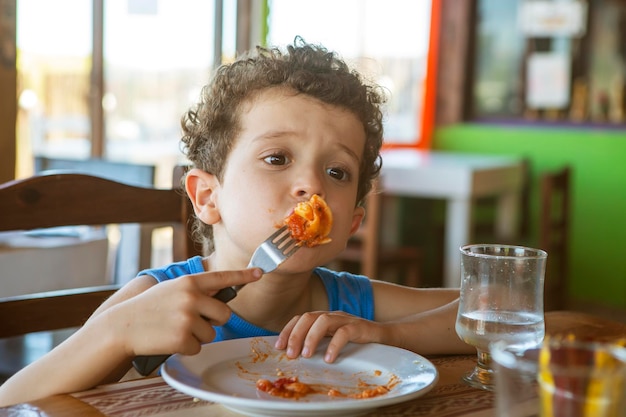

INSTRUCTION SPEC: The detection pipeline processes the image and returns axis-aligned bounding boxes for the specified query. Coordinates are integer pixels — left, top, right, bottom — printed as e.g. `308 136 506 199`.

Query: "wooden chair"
332 181 422 287
0 168 201 339
472 158 532 242
468 163 571 310
539 166 572 311
32 156 158 282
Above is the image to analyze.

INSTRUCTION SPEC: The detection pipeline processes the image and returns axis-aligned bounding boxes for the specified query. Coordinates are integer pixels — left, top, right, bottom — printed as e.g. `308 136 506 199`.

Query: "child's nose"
295 188 325 200
292 170 324 200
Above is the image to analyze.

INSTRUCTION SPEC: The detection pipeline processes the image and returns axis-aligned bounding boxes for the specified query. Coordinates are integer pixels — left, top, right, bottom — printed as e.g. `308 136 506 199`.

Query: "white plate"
162 336 438 417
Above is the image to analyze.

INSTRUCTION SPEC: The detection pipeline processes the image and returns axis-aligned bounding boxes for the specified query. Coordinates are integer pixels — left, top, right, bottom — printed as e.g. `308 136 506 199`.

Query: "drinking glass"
455 244 547 390
491 338 626 417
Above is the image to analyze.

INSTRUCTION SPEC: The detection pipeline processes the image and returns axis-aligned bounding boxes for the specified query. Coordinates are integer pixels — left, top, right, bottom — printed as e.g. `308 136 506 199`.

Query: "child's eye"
327 167 351 181
263 154 289 166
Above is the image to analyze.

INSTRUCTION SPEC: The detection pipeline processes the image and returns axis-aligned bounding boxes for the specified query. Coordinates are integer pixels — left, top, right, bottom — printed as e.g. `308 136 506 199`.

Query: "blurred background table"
0 228 110 297
381 149 525 287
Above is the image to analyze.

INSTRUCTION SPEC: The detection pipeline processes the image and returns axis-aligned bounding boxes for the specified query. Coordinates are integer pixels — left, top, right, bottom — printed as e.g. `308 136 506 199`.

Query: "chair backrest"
33 156 160 281
472 158 532 240
359 181 383 278
333 178 422 286
0 169 201 338
539 166 571 311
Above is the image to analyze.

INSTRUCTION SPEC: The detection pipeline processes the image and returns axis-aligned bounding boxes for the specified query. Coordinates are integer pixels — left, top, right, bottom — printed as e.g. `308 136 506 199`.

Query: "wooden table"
380 149 525 287
1 356 492 417
1 311 624 417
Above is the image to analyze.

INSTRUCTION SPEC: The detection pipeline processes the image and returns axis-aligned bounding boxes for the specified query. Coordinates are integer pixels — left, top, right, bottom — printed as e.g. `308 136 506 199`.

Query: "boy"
0 38 471 406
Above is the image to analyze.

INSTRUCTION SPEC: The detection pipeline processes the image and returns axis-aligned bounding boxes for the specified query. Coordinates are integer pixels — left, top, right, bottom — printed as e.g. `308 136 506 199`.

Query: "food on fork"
284 194 333 247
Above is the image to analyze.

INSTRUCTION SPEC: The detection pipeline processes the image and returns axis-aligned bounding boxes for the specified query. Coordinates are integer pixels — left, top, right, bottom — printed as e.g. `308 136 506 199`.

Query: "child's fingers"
189 315 218 346
284 313 320 358
323 326 361 363
192 268 263 295
301 313 358 362
282 312 378 363
275 315 300 350
196 295 233 326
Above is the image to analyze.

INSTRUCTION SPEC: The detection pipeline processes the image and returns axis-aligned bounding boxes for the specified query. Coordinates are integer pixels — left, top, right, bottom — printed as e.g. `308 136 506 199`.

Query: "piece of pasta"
284 194 333 247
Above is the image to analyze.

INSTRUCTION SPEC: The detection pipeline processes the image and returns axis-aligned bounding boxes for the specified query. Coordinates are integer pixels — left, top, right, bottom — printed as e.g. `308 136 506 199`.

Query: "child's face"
210 87 366 271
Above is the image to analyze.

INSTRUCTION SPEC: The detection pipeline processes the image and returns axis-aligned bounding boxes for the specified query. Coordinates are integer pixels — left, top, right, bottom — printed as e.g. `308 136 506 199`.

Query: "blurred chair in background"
540 166 572 311
471 158 532 243
332 180 423 287
468 161 572 311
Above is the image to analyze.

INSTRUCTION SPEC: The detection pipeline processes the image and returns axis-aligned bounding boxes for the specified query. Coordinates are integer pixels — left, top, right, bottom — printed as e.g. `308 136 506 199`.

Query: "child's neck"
227 270 328 332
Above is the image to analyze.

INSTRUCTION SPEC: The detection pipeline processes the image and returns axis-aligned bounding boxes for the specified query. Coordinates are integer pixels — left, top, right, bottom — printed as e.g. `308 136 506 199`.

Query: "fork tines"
270 225 300 256
250 225 300 273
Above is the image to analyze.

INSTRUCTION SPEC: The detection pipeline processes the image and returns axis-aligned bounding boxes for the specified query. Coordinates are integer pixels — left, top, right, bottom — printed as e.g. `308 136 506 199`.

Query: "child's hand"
274 311 384 363
106 268 262 358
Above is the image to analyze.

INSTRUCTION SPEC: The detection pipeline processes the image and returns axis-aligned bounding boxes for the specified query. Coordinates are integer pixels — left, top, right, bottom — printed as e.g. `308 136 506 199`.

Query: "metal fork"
133 226 299 376
213 225 299 302
248 224 300 273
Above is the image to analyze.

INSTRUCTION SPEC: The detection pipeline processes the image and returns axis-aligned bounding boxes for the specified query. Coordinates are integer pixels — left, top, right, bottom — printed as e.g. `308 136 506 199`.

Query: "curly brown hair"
181 37 386 252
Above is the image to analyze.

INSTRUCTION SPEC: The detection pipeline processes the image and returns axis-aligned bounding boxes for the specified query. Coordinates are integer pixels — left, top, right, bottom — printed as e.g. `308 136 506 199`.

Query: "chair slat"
0 286 120 337
0 174 184 231
540 166 572 311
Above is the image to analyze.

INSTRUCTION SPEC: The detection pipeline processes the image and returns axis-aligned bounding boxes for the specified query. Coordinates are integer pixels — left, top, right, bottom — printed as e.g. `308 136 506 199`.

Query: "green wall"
433 123 626 308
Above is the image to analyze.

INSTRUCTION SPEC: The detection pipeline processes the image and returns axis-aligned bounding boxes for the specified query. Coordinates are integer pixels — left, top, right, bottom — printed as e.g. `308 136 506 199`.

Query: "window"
470 0 626 126
267 0 436 147
16 0 92 163
16 0 225 180
103 0 216 163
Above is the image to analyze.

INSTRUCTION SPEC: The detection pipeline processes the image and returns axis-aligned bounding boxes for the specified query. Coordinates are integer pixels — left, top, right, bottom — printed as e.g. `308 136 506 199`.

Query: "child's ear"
185 168 221 225
349 206 366 236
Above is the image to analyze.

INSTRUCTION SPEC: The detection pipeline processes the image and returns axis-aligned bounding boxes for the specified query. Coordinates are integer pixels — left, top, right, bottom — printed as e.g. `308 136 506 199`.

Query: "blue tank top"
138 256 375 342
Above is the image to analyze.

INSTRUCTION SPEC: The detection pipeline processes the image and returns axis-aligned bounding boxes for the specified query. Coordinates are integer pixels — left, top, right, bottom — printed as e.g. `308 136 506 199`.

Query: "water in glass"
455 244 547 391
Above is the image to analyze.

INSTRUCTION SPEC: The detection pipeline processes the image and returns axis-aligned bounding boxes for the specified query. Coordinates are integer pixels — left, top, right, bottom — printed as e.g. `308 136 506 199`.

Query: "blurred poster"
526 52 571 109
518 0 587 38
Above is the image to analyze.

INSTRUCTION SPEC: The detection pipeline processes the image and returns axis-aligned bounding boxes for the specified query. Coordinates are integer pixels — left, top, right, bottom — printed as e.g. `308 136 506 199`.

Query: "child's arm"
0 268 261 407
371 282 472 355
275 281 474 363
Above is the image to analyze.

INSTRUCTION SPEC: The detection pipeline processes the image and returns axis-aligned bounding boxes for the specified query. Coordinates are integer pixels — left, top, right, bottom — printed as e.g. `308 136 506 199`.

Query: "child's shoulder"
314 267 374 319
314 266 371 287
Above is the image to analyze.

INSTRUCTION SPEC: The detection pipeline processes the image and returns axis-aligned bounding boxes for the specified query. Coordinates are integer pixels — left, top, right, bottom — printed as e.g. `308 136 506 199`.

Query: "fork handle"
214 286 237 302
132 354 170 376
131 286 239 375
